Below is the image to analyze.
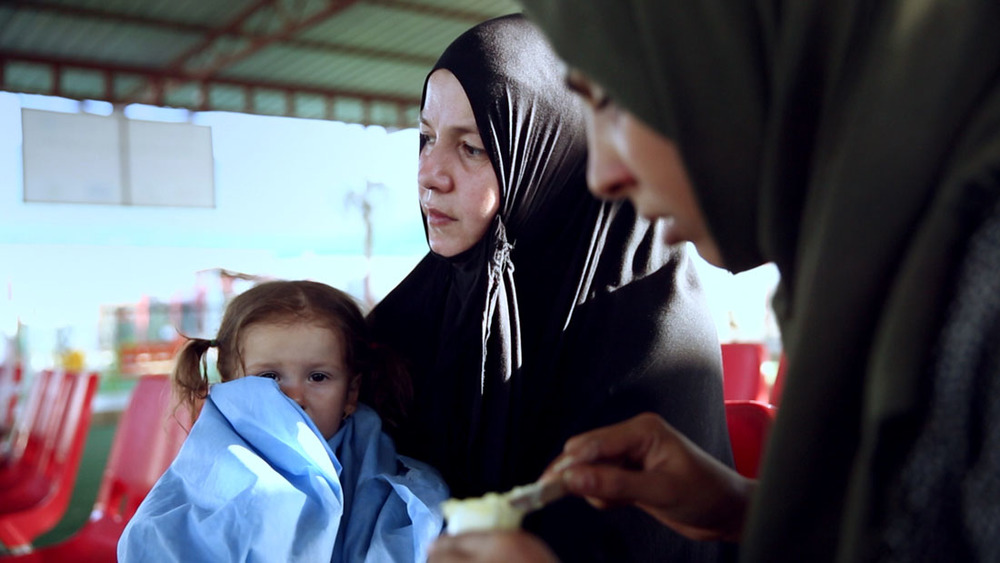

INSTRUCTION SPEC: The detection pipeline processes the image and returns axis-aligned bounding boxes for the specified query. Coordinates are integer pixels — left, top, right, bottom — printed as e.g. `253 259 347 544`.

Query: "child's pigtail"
361 341 413 432
171 337 216 426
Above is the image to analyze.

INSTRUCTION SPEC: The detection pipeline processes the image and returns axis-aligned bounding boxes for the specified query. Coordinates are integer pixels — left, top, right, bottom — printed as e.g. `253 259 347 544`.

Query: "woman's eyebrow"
449 124 480 136
419 115 479 136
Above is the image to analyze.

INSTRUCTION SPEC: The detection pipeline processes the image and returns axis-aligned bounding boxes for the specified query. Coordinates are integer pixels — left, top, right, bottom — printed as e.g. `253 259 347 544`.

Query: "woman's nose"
417 146 454 194
585 116 630 201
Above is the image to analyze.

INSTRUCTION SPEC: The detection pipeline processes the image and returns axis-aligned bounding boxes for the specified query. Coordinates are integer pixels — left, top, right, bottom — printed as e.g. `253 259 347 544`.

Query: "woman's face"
240 321 359 440
566 70 725 268
418 69 501 257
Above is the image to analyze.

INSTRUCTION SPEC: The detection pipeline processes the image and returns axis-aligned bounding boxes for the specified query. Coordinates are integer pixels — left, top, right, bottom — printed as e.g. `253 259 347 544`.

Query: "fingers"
568 412 664 460
561 453 678 508
537 412 754 542
537 413 685 511
543 412 673 479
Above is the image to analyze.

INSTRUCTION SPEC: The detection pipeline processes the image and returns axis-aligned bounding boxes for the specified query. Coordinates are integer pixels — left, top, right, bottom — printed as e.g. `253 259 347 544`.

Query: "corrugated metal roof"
0 0 524 127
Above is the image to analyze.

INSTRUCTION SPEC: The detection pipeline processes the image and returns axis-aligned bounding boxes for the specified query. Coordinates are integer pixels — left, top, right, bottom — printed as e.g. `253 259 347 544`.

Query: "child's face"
240 321 359 440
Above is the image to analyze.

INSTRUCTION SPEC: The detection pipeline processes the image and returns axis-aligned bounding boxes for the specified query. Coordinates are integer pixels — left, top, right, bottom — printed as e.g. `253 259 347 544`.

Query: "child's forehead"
247 315 332 330
237 317 343 345
237 322 348 365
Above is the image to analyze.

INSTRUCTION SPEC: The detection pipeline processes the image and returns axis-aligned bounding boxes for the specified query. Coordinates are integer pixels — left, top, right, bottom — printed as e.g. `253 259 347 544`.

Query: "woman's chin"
429 239 460 258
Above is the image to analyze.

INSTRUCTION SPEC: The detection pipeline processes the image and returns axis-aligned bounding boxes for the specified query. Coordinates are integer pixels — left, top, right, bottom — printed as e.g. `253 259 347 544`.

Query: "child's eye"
256 371 279 380
308 372 330 383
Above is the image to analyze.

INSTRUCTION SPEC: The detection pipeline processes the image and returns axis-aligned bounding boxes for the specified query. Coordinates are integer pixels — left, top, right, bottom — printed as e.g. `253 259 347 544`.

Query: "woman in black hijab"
427 1 1000 562
368 13 733 562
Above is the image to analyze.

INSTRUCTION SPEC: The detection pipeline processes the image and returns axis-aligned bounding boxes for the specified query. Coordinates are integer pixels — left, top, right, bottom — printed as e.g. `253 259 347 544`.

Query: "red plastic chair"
0 371 99 553
0 371 73 491
0 371 53 475
720 342 770 402
724 399 776 478
0 363 23 438
1 374 190 561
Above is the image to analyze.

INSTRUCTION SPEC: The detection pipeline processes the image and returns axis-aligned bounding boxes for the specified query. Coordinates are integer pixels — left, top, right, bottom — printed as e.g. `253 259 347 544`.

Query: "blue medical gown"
118 377 448 562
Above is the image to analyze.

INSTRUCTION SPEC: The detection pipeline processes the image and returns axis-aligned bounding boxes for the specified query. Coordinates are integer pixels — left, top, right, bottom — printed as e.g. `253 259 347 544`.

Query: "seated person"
368 14 732 562
119 280 448 562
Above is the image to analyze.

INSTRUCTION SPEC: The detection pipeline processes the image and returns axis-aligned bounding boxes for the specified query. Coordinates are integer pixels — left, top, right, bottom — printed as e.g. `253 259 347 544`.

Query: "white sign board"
22 108 123 204
22 108 215 207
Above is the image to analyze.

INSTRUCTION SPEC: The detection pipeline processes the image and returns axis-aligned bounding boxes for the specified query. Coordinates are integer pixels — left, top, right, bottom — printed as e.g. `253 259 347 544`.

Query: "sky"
0 91 780 373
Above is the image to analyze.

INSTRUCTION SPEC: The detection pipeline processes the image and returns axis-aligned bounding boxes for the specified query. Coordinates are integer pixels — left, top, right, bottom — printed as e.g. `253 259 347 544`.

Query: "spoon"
506 477 568 513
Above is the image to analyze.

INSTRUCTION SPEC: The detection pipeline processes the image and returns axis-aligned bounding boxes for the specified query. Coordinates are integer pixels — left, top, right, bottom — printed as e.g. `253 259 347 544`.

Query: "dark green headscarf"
522 1 1000 561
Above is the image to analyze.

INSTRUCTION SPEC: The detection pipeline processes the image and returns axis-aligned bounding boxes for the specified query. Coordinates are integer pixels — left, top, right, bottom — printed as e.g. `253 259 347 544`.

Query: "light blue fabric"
118 377 448 562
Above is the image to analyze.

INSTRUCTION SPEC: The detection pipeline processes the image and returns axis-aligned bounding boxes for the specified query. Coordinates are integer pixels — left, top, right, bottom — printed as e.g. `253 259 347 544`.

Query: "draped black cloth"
522 1 1000 561
368 14 733 562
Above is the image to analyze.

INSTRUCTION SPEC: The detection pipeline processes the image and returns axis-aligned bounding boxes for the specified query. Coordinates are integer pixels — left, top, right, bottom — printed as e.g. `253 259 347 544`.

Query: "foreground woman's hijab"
369 14 731 561
524 1 1000 561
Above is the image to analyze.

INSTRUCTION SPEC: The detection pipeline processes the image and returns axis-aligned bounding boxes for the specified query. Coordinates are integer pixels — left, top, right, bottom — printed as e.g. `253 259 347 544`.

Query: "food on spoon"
441 491 525 533
441 480 565 534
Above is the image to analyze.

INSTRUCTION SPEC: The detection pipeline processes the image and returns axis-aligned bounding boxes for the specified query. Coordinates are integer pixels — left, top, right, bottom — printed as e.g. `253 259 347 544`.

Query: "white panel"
20 109 215 207
22 108 123 204
127 119 215 207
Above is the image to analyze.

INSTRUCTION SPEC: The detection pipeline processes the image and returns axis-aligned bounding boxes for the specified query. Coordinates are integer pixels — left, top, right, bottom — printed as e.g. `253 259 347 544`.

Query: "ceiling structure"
0 0 523 128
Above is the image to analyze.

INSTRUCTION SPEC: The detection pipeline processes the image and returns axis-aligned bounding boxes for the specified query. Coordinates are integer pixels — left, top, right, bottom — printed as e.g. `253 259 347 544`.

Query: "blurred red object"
721 342 770 402
0 371 99 552
1 374 190 561
0 363 23 438
0 371 54 478
725 399 777 479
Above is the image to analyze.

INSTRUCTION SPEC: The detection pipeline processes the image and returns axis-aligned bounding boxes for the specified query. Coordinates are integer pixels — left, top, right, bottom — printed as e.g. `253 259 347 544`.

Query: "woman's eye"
588 86 615 112
257 372 278 380
419 133 435 149
462 143 486 158
591 96 622 124
309 372 330 383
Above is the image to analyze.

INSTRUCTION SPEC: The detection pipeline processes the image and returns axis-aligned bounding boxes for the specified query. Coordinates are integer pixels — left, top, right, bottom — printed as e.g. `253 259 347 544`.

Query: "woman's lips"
425 208 455 226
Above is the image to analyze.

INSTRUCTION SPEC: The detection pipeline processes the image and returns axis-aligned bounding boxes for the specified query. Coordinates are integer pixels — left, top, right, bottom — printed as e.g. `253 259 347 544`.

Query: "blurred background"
0 0 781 388
0 0 782 551
2 92 429 383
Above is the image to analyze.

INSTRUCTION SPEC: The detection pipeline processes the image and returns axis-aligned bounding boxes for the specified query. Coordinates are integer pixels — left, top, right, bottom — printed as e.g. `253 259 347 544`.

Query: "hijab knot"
489 220 515 277
482 220 520 387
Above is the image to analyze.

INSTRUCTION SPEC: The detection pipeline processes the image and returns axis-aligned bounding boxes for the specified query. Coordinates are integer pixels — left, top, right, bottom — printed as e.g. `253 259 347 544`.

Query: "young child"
118 280 448 562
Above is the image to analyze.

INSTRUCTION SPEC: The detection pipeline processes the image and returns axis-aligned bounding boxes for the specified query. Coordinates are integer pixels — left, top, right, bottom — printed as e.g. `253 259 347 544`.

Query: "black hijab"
522 1 1000 561
368 14 732 561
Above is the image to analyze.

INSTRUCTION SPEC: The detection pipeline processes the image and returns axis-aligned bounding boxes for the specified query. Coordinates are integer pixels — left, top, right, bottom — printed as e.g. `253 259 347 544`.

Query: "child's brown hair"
172 280 411 429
